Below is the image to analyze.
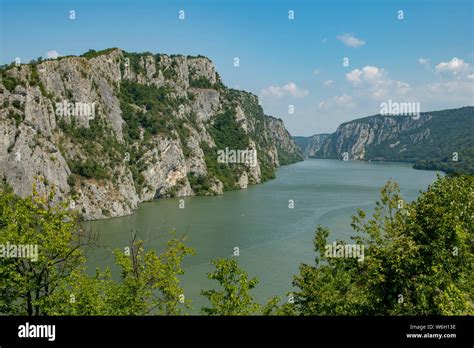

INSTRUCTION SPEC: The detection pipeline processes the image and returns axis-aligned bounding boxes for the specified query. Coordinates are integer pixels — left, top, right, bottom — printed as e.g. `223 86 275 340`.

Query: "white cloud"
261 82 309 98
336 33 365 48
419 80 474 106
435 57 470 77
346 69 362 84
46 50 60 59
313 69 320 75
418 57 430 65
323 80 333 87
346 66 386 86
314 61 473 128
318 94 355 110
346 66 411 100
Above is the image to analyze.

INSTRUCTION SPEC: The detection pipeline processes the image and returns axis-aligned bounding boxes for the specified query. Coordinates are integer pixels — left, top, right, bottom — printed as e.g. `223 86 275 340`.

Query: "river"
83 159 441 313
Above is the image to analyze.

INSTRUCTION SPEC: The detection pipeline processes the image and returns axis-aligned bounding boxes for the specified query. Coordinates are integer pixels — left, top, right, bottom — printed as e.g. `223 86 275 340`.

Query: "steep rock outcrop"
293 134 331 158
0 48 303 220
293 107 473 174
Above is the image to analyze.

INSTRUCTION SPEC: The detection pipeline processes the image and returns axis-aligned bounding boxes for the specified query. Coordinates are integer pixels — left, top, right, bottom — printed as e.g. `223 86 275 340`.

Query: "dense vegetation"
0 65 25 93
1 174 472 315
200 109 250 190
292 175 473 315
413 146 474 175
299 107 473 175
58 118 125 181
0 181 194 315
119 80 177 141
365 107 474 175
292 136 310 153
81 48 119 60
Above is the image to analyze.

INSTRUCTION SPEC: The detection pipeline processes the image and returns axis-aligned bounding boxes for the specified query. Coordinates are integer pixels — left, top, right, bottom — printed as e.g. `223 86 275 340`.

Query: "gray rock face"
316 115 434 160
294 134 331 158
0 48 302 220
295 107 474 174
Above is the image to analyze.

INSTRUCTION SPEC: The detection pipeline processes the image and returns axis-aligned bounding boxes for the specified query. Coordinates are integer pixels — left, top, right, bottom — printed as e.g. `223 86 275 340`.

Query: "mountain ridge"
293 106 474 174
0 48 303 220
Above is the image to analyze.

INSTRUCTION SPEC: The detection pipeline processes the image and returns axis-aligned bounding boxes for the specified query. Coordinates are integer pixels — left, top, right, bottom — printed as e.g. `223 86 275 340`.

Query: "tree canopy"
1 175 472 315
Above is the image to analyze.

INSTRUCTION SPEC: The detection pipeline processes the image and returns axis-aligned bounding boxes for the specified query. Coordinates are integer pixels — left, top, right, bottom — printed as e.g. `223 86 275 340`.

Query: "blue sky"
1 0 473 135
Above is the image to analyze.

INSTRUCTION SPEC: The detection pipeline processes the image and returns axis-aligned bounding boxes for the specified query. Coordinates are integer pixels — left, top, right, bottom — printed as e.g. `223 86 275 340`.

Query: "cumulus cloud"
343 61 473 112
416 57 473 104
46 50 60 59
336 33 365 48
345 66 411 99
346 66 386 86
323 80 333 87
261 82 309 98
435 57 470 78
317 60 473 124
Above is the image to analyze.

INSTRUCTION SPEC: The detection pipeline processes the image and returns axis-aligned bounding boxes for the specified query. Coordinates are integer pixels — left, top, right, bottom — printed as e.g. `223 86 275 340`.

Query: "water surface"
83 159 441 312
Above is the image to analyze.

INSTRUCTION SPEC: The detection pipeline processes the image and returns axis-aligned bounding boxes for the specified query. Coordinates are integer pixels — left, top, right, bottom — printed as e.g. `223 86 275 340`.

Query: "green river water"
83 159 441 312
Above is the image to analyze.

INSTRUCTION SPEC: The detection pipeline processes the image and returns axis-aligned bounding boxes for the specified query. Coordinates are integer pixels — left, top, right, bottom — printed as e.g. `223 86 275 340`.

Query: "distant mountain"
0 48 303 220
293 107 474 175
293 134 331 158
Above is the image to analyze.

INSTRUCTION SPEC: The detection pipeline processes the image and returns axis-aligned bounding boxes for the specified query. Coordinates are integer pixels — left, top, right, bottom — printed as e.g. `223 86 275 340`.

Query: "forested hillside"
294 107 474 174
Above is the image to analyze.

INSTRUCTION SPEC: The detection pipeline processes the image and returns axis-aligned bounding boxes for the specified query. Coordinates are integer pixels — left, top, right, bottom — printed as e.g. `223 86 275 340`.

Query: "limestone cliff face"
0 48 303 220
297 107 473 169
293 134 331 158
316 115 433 160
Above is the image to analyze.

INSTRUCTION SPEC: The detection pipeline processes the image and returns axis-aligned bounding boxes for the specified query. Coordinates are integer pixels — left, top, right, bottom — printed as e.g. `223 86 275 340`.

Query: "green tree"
0 180 88 315
201 258 280 315
292 176 473 315
0 180 195 316
46 231 195 315
108 232 195 315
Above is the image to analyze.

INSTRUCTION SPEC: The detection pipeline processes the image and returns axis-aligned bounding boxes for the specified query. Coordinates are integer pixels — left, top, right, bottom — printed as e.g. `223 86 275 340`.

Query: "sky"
1 0 473 135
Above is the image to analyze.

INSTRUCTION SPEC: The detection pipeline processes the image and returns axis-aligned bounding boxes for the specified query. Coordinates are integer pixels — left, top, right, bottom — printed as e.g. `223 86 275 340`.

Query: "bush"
1 74 23 92
68 159 108 180
189 76 214 89
81 48 117 60
187 173 212 195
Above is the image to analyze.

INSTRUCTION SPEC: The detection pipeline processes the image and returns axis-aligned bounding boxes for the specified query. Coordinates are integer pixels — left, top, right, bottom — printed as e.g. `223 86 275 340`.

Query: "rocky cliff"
0 48 303 220
293 134 331 158
294 107 473 174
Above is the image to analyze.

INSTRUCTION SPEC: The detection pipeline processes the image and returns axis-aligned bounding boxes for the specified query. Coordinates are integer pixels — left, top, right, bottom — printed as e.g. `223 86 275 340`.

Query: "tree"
108 231 195 315
0 180 91 315
292 176 474 315
0 179 195 316
201 258 280 315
